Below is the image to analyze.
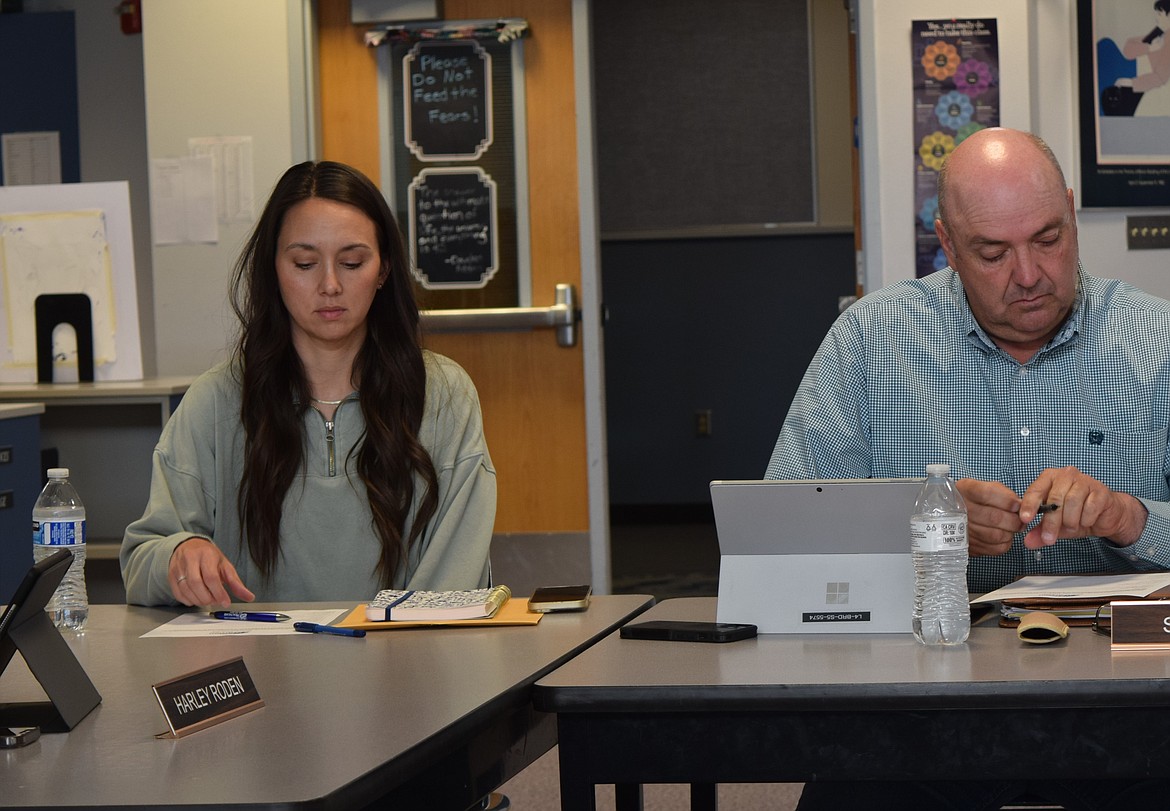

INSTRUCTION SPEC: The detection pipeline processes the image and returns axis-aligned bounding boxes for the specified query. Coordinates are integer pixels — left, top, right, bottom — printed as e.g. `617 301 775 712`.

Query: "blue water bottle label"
33 519 87 545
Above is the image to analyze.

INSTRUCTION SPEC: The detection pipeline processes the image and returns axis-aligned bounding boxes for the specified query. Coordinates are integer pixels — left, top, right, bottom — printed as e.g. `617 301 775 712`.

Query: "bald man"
770 127 1170 810
768 127 1170 595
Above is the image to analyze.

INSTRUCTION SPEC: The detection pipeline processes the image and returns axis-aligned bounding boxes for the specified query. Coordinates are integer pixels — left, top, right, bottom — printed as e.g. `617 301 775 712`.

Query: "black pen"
210 611 291 622
1033 504 1060 561
294 621 366 638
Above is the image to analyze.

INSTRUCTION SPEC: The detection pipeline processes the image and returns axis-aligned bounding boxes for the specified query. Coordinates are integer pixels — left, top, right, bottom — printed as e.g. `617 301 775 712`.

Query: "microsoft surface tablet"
711 479 922 634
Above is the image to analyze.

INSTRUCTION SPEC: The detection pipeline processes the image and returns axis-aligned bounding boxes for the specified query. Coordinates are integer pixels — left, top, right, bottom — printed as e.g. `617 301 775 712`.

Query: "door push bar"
420 284 578 348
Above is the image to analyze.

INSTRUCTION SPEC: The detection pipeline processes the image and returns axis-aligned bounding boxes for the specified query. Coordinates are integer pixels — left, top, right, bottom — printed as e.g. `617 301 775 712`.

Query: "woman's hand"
168 537 255 608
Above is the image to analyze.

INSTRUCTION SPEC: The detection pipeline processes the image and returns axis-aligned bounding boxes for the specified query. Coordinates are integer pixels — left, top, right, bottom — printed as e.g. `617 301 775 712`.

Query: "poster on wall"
911 19 1001 278
1077 0 1170 208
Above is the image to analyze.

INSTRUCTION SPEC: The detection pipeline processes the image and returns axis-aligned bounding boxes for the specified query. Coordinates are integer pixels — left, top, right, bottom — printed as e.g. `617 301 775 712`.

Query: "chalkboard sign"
386 34 522 307
404 40 493 161
409 168 498 289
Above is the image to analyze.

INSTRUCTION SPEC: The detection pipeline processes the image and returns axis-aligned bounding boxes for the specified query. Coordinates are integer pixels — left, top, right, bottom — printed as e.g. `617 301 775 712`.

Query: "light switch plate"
1126 215 1170 250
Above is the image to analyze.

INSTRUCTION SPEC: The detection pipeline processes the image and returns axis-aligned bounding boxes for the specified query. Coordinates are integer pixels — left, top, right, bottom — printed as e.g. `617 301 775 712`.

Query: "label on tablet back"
33 519 87 545
910 518 966 553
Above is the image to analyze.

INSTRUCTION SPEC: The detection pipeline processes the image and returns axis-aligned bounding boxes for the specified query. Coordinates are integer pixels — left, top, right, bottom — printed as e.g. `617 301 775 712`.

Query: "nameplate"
152 656 264 738
1110 600 1170 650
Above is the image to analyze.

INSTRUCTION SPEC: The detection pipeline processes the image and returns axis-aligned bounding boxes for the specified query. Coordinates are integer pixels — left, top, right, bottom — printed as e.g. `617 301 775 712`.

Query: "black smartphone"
528 584 592 613
1143 26 1164 44
619 620 757 643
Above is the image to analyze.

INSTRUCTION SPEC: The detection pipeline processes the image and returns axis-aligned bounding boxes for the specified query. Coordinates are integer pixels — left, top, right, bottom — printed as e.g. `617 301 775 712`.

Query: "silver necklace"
310 396 347 406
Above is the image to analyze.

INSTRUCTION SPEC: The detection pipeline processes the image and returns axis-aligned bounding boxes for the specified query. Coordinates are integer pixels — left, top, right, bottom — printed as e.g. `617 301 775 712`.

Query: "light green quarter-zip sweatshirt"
121 351 495 605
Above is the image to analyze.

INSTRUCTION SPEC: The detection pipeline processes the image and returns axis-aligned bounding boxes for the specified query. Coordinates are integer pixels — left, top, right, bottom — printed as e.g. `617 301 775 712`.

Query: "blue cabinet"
0 404 44 603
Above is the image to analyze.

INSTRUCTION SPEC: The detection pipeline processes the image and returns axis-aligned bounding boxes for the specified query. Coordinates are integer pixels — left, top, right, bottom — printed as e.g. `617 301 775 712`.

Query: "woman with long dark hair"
121 161 495 606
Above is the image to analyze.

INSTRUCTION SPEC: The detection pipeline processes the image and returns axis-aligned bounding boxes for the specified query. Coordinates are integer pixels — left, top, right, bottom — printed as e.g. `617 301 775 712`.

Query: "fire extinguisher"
116 0 141 35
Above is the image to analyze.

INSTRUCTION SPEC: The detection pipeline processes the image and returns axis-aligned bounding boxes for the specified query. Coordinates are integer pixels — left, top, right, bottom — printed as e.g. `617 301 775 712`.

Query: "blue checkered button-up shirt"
766 268 1170 593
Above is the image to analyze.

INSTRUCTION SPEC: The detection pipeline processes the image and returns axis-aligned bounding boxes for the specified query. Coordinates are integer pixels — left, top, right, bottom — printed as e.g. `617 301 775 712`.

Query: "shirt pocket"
1071 424 1169 500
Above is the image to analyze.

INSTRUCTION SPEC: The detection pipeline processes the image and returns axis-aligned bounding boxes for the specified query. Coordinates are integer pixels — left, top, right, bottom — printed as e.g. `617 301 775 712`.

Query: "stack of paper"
972 573 1170 627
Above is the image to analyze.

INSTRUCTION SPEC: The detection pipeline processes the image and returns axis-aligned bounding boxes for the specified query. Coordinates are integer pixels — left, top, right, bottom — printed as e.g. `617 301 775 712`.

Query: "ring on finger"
176 574 188 583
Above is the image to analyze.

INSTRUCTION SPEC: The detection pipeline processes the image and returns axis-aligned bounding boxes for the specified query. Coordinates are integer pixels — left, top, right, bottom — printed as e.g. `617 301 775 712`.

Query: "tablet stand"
0 555 101 732
35 293 95 383
0 614 101 732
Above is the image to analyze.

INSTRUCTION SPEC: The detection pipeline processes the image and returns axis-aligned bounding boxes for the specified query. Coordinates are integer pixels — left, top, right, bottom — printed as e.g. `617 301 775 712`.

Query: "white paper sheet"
188 135 255 225
149 155 218 245
974 573 1170 604
1 131 61 186
0 210 118 370
141 609 348 638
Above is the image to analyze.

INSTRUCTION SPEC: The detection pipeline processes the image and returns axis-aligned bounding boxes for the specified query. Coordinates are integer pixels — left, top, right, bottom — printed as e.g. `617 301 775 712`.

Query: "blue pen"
210 611 291 623
294 621 366 638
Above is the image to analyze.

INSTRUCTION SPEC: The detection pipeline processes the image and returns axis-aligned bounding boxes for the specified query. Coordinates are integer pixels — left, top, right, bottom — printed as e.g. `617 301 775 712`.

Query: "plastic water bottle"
32 467 88 631
911 463 969 645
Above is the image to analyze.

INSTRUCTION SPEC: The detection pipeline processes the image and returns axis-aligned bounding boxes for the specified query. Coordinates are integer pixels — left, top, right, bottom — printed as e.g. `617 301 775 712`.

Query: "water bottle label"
33 519 87 546
911 518 967 553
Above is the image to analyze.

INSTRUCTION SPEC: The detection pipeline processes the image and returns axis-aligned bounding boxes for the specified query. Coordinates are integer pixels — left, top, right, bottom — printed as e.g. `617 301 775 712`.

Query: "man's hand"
168 537 255 608
1019 466 1148 550
956 478 1025 557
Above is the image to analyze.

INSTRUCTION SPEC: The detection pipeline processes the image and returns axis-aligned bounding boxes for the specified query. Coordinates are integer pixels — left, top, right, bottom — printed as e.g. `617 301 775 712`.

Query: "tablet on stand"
0 548 102 734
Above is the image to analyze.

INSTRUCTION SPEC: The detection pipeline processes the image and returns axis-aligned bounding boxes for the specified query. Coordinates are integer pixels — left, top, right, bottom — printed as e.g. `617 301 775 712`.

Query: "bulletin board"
0 12 80 186
591 0 814 235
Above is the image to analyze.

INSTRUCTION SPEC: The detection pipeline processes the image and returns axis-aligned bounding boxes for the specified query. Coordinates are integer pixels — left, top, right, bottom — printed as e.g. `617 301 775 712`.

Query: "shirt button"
1020 427 1031 437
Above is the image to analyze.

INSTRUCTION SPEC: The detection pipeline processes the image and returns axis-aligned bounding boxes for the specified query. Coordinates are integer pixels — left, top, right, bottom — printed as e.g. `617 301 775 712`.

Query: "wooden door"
316 1 589 540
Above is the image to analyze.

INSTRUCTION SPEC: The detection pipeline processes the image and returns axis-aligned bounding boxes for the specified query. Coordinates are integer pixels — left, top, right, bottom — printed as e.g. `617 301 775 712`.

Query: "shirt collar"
957 265 1085 360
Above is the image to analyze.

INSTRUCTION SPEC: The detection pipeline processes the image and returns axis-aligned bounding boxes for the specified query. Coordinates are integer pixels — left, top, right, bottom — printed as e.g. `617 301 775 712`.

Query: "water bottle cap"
47 467 70 478
925 463 950 477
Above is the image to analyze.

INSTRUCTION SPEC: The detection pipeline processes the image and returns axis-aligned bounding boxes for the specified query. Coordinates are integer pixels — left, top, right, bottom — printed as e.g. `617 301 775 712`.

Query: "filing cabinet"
0 403 45 602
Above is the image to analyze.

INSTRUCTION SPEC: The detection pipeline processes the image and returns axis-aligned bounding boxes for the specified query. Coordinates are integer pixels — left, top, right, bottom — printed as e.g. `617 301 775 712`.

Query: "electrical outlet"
1126 215 1170 250
695 409 712 437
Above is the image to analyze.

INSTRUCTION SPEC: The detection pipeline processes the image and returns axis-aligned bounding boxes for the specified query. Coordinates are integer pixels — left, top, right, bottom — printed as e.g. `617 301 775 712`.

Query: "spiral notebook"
365 585 511 622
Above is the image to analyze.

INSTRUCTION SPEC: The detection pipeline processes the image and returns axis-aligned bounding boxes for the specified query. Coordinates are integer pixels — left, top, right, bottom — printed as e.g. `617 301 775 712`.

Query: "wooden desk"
534 597 1170 811
0 596 654 809
0 378 192 544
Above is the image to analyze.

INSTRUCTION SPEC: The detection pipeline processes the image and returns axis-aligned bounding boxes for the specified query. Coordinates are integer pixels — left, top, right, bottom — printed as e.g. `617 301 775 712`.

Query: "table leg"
691 782 717 810
558 744 598 811
615 783 644 810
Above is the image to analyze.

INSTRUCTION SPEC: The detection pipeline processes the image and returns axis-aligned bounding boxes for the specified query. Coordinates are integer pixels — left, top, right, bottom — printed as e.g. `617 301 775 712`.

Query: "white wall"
858 0 1170 298
142 0 314 375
